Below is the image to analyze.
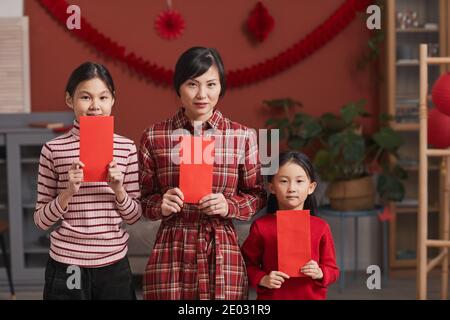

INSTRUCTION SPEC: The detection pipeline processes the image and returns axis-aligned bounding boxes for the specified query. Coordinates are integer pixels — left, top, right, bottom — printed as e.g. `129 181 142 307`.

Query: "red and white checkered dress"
139 108 266 300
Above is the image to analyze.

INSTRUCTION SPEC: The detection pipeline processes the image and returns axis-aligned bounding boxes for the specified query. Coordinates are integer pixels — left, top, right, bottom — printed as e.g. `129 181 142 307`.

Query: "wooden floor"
327 269 450 300
0 269 449 300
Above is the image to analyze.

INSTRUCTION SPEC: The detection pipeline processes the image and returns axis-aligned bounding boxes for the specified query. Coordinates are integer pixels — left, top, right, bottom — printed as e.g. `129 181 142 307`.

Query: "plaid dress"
139 108 266 300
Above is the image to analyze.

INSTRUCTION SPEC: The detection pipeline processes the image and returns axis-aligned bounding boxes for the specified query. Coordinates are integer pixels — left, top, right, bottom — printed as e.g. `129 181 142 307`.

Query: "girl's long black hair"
267 151 318 216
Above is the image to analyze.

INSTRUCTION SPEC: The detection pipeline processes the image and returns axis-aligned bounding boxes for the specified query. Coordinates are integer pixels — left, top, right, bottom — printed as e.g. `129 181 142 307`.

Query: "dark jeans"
43 256 136 300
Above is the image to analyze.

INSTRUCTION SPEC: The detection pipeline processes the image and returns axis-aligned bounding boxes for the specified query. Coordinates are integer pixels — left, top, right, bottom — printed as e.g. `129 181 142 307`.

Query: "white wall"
0 0 23 17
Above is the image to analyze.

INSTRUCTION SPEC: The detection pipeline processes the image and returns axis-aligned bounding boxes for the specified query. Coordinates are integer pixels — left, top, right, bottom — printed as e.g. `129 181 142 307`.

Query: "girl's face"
269 161 317 211
179 65 221 122
66 77 115 121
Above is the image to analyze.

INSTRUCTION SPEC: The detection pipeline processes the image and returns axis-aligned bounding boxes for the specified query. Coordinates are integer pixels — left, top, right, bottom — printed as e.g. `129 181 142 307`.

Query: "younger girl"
242 151 339 300
34 62 141 300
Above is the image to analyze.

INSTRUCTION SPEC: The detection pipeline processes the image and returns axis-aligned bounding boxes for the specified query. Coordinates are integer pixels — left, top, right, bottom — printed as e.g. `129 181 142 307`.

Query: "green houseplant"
264 98 407 210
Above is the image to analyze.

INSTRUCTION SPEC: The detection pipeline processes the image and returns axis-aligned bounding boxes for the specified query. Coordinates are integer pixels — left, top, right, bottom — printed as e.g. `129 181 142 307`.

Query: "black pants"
43 256 136 300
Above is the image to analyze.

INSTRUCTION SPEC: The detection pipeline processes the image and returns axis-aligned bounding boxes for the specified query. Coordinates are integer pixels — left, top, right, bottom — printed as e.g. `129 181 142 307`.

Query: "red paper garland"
246 2 274 42
155 9 185 40
37 0 371 88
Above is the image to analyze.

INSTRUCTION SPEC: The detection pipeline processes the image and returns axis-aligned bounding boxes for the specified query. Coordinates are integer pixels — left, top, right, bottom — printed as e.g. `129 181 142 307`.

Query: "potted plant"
264 98 407 211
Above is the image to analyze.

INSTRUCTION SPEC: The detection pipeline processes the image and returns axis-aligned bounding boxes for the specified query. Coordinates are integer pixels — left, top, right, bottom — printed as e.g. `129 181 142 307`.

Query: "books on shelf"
396 99 419 123
396 59 419 65
396 249 416 260
397 199 419 207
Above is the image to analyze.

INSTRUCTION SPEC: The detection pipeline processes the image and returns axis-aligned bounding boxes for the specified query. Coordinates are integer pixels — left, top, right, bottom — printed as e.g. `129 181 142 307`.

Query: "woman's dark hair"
65 62 115 98
173 47 226 97
267 151 318 216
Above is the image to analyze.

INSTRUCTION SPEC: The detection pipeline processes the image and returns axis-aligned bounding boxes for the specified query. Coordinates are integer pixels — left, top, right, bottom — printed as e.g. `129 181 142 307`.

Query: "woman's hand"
161 187 184 216
259 271 290 289
198 193 229 217
301 260 323 280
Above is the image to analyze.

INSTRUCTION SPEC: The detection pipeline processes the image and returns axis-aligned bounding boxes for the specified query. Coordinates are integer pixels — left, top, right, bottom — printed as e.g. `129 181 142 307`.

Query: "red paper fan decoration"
155 9 185 40
246 2 275 42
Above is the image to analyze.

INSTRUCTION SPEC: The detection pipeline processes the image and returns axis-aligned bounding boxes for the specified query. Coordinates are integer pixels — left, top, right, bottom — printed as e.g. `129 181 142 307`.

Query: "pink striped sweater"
34 121 142 267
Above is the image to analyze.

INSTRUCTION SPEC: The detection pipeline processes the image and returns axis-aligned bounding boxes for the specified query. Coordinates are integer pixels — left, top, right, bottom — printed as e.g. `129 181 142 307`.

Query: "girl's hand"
107 161 124 192
301 260 323 280
259 271 290 289
67 160 84 195
198 193 229 217
107 161 127 202
161 188 184 216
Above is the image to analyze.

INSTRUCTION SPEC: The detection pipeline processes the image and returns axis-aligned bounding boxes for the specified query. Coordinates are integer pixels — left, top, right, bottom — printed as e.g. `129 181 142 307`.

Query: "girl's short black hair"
173 47 226 97
65 62 115 98
267 151 319 216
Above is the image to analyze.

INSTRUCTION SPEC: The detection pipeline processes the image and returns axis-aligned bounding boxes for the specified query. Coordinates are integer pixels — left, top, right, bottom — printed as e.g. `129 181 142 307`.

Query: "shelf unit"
0 112 74 286
385 0 450 268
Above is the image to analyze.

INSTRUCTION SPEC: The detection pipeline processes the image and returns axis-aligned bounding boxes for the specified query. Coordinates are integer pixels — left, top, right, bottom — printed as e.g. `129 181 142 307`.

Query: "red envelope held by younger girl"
277 210 311 277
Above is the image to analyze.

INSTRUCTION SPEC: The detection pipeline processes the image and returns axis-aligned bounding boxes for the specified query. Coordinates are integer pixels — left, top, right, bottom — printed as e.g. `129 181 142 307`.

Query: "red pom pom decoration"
428 108 450 148
155 9 185 40
246 2 275 42
432 72 450 116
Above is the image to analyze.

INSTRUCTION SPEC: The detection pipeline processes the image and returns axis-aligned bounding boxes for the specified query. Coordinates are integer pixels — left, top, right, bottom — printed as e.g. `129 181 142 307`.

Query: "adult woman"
139 47 266 299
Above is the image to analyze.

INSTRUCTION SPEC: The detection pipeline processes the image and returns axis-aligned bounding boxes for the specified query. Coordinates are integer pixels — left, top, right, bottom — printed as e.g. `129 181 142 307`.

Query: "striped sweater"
34 121 142 267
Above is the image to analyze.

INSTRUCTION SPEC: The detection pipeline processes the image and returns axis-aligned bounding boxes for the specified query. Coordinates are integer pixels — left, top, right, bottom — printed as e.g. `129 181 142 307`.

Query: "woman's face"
65 77 115 121
179 65 221 122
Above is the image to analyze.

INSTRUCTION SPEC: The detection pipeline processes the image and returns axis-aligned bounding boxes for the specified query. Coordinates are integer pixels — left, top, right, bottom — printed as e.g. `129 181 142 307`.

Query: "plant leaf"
373 127 403 151
288 136 307 150
340 99 369 124
263 98 303 108
377 174 405 201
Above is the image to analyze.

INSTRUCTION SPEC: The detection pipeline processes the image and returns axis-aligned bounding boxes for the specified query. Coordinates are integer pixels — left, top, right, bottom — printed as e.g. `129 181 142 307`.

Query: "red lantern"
432 72 450 116
428 108 450 148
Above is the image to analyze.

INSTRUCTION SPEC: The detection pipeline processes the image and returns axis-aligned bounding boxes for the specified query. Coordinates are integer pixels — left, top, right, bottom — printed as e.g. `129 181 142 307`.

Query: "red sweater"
241 214 339 300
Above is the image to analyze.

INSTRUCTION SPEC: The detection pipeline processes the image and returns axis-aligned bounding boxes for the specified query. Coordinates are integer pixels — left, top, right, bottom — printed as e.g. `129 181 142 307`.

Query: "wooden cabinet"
0 112 73 285
385 0 450 268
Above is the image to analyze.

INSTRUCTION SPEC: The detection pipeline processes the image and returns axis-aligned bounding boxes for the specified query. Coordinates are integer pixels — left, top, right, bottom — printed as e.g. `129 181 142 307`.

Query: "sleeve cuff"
313 267 329 288
115 193 131 209
54 195 69 214
226 198 239 217
252 271 268 289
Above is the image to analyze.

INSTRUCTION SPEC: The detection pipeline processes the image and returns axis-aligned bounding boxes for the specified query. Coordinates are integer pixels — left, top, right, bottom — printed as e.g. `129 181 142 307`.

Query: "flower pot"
326 176 375 211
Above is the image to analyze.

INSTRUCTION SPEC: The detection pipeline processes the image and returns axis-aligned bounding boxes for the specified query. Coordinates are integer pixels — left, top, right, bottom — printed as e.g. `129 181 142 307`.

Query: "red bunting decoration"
246 2 275 42
37 0 372 88
155 9 185 40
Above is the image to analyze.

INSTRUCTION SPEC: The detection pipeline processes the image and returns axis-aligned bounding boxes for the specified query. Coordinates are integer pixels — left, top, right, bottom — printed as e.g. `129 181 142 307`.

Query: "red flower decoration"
378 207 394 222
246 2 275 42
155 9 185 40
367 160 382 174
